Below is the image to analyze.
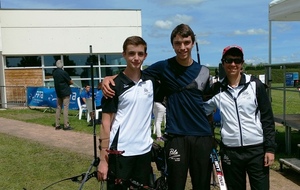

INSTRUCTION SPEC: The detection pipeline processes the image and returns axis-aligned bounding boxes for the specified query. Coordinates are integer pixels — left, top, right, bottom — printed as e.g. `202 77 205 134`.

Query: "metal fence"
0 85 27 108
264 63 300 115
264 63 300 155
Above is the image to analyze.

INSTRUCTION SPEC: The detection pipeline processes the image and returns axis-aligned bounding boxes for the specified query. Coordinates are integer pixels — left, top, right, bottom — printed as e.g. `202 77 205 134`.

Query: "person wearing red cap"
205 45 276 190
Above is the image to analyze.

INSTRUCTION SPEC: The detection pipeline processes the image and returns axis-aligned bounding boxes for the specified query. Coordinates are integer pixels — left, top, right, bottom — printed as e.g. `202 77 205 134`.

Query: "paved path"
0 117 299 190
0 117 94 156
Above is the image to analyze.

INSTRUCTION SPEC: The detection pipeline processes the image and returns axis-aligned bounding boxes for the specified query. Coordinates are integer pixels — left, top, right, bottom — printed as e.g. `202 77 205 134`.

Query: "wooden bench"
279 144 300 173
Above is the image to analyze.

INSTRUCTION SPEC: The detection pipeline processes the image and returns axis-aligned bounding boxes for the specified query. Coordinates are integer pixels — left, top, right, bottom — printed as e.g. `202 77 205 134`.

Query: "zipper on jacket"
233 97 243 146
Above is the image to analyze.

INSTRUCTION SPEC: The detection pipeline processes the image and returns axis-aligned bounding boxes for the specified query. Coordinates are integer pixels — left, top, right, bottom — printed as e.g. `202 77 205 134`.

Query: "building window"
100 54 126 65
44 68 55 79
5 54 126 88
44 55 61 66
100 54 126 76
6 56 42 67
63 55 98 66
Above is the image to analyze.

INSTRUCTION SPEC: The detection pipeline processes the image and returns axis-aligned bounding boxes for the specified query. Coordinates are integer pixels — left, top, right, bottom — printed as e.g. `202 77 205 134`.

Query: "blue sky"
2 0 300 67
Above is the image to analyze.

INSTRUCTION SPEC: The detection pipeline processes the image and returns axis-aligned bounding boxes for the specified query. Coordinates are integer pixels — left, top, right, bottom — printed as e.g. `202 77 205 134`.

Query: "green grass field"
0 133 100 190
270 84 300 115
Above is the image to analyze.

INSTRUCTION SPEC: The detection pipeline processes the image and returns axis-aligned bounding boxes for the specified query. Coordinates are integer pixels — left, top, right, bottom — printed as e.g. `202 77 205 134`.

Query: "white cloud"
245 57 267 65
290 52 300 61
172 14 193 25
272 53 300 63
197 39 210 45
274 22 292 33
233 29 268 35
154 14 193 30
154 20 173 30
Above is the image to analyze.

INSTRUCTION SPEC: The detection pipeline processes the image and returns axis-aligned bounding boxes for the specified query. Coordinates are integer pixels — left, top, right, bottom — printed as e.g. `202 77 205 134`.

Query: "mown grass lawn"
0 132 100 190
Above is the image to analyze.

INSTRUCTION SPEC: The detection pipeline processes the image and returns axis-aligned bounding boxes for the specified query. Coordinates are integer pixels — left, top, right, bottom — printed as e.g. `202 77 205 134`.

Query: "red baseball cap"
222 45 243 58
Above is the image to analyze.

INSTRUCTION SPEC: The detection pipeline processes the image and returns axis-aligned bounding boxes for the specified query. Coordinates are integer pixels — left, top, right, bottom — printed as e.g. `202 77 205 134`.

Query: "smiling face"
170 24 195 65
221 46 244 78
222 55 244 77
172 34 194 63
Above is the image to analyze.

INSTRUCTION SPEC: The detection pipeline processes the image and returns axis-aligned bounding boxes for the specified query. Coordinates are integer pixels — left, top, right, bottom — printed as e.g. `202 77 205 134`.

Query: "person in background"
53 60 73 130
205 45 276 190
94 81 103 124
80 84 92 106
80 84 92 126
101 24 213 190
95 82 103 109
153 98 166 142
97 36 155 189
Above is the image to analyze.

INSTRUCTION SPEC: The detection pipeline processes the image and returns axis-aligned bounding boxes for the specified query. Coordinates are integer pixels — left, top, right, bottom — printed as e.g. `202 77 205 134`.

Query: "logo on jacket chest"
240 90 252 100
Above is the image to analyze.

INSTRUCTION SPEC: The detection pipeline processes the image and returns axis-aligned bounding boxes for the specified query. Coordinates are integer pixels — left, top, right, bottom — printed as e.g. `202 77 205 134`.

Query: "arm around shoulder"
102 75 117 98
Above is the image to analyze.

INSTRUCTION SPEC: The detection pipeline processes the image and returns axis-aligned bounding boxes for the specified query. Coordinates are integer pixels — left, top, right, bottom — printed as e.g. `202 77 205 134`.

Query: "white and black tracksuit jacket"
205 73 276 153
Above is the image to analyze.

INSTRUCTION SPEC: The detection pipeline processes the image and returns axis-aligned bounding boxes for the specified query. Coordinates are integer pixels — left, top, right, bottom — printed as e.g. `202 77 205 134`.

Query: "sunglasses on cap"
222 58 243 64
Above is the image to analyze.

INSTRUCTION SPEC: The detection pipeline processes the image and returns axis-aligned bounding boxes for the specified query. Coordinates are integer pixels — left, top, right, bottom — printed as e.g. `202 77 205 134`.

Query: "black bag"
151 142 166 172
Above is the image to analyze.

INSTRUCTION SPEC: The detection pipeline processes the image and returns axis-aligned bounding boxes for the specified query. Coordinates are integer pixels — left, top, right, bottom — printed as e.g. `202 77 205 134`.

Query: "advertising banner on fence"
27 87 80 110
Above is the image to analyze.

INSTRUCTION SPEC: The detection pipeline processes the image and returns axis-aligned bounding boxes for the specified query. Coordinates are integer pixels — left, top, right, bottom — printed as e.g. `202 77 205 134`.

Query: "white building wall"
0 9 142 55
0 9 142 108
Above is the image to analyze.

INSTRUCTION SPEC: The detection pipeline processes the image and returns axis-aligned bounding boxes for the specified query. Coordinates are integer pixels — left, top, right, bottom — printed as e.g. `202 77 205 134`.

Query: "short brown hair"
170 24 195 45
122 36 147 53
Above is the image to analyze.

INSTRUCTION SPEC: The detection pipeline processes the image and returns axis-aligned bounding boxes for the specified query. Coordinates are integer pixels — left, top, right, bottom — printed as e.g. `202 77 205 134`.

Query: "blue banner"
27 87 80 110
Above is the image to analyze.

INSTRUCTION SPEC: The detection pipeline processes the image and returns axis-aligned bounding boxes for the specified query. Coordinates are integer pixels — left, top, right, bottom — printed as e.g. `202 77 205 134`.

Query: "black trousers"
164 135 213 190
107 151 152 190
220 144 270 190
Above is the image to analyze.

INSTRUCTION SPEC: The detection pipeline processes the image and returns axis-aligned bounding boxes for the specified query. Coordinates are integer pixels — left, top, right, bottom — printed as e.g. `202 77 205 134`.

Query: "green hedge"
209 66 300 84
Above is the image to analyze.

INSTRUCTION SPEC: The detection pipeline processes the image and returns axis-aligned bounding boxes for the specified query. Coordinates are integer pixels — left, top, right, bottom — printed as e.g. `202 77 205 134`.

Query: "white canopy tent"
269 0 300 21
269 0 300 65
269 0 300 155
